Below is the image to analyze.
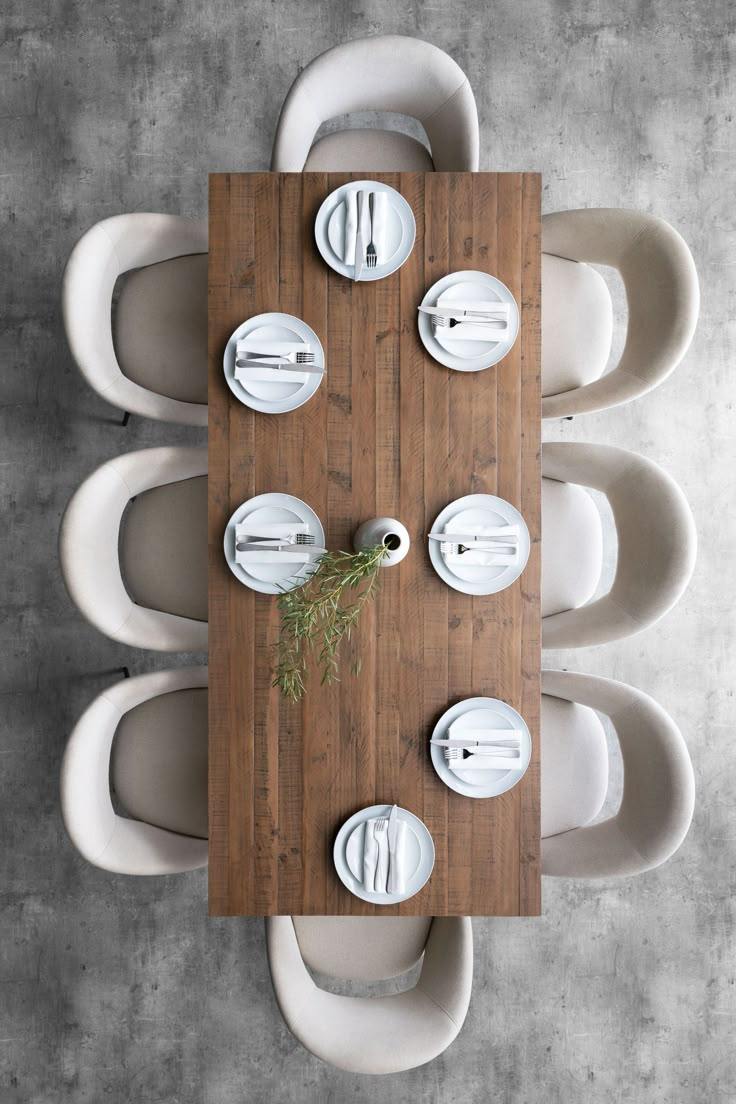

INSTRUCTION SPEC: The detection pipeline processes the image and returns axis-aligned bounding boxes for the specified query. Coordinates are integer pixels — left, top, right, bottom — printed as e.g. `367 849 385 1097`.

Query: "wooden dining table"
208 171 541 917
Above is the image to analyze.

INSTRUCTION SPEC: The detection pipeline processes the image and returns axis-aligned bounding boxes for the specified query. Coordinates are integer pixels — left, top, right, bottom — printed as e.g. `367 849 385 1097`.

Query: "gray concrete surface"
1 1 734 1100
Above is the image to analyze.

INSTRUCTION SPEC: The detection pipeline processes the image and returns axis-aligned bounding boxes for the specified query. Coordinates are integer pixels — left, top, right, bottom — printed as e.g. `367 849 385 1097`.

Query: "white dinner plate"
223 313 324 414
430 697 532 799
428 493 530 596
315 180 416 282
223 493 325 594
333 804 434 905
418 270 519 371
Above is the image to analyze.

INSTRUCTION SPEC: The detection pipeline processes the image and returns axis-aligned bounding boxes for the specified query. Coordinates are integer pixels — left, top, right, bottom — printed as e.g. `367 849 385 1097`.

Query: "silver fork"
366 192 378 268
237 350 316 364
236 532 316 549
440 541 516 556
373 817 389 893
433 315 507 328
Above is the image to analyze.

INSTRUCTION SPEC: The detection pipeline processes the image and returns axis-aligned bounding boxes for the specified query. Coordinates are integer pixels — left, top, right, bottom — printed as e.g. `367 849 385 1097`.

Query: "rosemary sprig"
273 544 388 701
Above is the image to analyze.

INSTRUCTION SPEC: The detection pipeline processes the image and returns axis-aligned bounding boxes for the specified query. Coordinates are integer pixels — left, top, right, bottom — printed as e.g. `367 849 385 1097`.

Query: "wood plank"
208 172 541 916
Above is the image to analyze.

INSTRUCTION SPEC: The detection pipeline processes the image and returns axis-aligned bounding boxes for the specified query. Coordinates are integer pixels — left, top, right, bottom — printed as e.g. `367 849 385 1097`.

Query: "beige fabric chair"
542 209 699 418
59 447 208 652
266 916 472 1073
541 670 694 877
271 35 479 172
62 213 208 425
61 667 208 874
542 442 696 648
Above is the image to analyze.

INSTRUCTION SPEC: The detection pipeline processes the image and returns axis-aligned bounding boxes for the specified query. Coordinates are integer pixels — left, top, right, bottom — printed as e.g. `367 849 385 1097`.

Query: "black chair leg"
121 666 131 679
120 411 131 427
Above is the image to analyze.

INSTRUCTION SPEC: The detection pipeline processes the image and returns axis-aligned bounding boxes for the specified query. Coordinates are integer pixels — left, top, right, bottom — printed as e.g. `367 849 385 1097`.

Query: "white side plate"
333 804 434 905
428 494 530 595
315 180 416 282
430 698 532 799
223 313 324 414
418 270 519 371
224 493 325 594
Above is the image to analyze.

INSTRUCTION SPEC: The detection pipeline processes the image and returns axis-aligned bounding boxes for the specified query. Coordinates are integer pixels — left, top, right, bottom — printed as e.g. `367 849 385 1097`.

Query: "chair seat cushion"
304 128 435 171
541 694 608 838
293 916 433 982
114 253 208 405
120 475 208 622
542 253 613 398
542 476 603 618
111 688 208 839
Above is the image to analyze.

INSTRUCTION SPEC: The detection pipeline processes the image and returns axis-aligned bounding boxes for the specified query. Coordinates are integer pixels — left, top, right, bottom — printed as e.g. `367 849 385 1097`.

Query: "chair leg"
121 666 131 679
120 411 131 426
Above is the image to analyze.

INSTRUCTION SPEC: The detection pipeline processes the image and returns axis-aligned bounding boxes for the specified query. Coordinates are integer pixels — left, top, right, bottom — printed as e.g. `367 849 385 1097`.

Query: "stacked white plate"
223 312 324 414
314 180 416 282
223 493 325 595
431 698 532 799
333 804 434 905
418 270 519 371
428 493 530 596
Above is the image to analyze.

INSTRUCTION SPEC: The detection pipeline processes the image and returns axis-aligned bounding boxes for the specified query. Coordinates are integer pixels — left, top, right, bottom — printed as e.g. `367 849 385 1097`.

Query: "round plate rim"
430 697 532 799
428 493 530 595
315 179 416 282
418 269 520 371
222 312 324 414
333 804 435 905
223 492 325 595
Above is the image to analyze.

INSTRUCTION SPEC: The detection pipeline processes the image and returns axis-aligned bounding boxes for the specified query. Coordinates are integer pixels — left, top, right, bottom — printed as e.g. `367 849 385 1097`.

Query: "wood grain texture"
208 173 541 916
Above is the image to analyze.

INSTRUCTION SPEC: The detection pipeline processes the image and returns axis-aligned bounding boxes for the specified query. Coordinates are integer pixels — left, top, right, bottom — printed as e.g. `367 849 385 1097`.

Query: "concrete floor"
1 1 734 1100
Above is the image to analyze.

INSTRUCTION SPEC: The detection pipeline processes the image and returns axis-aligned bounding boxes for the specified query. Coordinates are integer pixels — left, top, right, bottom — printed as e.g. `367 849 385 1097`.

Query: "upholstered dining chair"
266 916 472 1073
541 670 694 877
271 35 479 172
542 208 699 418
542 441 696 648
62 213 208 425
59 446 208 652
61 666 208 874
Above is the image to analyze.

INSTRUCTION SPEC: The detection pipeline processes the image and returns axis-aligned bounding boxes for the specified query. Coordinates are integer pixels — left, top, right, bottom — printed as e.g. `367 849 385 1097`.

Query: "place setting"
428 492 530 595
223 312 325 414
430 697 532 799
333 803 435 905
314 179 416 281
417 269 520 371
224 493 326 595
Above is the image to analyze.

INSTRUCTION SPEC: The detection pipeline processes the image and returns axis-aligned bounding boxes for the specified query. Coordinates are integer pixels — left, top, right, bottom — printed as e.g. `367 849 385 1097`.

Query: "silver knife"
418 305 507 320
427 531 518 543
354 191 365 282
387 805 399 894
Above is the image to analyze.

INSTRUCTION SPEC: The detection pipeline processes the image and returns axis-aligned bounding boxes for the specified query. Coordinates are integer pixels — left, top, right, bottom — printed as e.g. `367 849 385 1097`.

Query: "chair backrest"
61 667 209 874
62 213 208 424
541 670 695 877
542 208 699 418
542 442 697 648
270 35 479 172
59 447 208 652
265 915 472 1074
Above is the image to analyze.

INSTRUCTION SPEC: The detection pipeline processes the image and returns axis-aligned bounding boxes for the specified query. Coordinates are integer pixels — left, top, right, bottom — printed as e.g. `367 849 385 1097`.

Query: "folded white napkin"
342 189 387 265
447 723 522 744
236 521 308 537
438 300 510 316
235 365 308 384
438 321 508 343
235 548 311 565
236 340 309 356
362 821 379 889
444 548 517 566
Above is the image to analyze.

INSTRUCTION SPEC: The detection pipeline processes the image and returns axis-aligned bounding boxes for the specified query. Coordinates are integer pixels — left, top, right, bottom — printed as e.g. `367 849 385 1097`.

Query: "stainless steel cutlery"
433 315 507 329
366 192 378 269
354 191 365 281
440 541 517 557
237 350 316 364
418 304 509 319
